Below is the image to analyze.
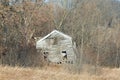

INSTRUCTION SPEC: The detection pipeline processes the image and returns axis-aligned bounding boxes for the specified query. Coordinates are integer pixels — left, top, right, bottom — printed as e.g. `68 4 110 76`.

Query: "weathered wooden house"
36 30 76 64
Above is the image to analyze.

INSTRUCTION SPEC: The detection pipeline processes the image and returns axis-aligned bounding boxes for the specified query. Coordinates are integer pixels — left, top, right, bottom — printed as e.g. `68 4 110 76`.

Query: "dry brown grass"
0 65 120 80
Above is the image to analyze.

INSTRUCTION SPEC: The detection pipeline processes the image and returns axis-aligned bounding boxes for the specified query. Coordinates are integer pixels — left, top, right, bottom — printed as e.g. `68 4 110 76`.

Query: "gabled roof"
37 30 71 44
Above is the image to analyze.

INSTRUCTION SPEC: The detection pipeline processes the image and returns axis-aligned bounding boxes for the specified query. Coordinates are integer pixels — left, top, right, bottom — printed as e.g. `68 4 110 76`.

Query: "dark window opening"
43 52 49 60
62 51 66 53
62 51 67 60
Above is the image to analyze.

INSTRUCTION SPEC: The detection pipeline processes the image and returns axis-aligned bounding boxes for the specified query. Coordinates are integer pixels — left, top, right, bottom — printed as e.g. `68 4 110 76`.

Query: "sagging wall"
38 37 75 64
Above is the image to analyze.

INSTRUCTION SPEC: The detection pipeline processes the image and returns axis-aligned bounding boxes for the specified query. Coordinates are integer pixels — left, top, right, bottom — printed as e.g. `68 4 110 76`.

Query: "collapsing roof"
36 30 76 64
37 30 71 43
36 30 72 49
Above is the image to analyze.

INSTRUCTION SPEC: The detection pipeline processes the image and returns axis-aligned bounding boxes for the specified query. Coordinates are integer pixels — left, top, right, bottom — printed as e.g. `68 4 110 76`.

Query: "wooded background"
0 0 120 71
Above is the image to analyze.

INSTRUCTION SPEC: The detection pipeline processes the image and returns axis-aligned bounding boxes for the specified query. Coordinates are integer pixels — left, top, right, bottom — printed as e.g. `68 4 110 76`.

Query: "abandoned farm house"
36 30 76 64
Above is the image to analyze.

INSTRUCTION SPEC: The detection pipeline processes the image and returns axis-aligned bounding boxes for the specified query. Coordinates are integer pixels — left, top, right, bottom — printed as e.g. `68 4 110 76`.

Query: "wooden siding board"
36 30 76 64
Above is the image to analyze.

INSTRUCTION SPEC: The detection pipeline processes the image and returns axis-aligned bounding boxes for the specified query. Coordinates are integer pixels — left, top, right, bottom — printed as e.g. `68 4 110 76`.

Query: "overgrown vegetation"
0 0 55 67
0 0 120 73
0 65 120 80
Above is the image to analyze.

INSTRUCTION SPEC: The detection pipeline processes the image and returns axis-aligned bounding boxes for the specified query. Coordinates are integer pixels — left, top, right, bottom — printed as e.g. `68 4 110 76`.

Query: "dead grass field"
0 65 120 80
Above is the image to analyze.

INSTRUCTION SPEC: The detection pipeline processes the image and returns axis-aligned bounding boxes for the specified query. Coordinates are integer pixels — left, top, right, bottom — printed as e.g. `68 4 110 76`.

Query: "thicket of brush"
0 0 120 72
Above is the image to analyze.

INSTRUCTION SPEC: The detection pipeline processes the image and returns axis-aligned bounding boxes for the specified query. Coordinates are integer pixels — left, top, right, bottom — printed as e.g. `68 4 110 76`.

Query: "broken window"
43 52 49 60
61 51 67 60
